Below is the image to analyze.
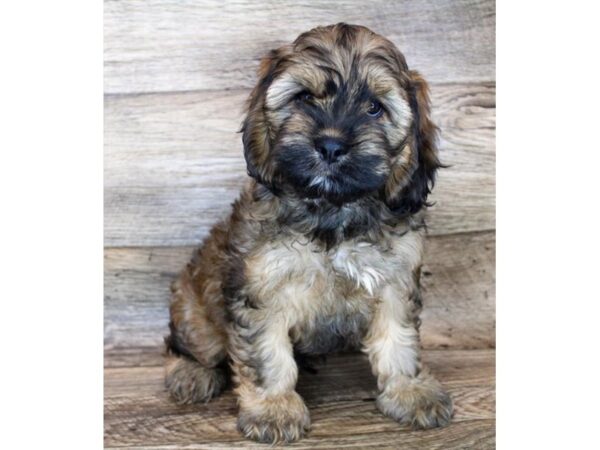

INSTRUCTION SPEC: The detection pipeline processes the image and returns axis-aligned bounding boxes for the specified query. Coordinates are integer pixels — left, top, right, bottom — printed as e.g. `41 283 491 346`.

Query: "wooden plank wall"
104 0 496 356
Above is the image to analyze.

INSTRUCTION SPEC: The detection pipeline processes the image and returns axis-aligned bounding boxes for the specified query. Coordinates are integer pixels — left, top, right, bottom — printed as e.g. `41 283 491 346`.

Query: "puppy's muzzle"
314 137 348 164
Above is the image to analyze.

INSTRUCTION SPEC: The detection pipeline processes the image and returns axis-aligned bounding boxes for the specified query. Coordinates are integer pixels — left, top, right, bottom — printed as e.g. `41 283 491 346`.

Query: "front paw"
377 369 453 429
237 391 311 444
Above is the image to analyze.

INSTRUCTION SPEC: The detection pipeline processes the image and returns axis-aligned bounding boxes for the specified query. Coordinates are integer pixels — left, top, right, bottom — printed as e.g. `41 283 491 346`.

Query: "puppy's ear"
386 70 442 216
241 48 288 189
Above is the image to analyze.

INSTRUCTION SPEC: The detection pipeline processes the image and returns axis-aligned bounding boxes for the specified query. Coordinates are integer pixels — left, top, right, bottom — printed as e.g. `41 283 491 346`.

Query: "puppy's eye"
297 91 314 103
367 100 383 118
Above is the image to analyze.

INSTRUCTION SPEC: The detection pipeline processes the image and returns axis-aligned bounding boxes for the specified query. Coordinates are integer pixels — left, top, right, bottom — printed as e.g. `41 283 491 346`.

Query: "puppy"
164 23 452 444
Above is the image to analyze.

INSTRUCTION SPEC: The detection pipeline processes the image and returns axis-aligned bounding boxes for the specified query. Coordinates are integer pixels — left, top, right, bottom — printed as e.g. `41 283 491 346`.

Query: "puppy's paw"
165 356 227 404
377 369 453 429
237 391 310 444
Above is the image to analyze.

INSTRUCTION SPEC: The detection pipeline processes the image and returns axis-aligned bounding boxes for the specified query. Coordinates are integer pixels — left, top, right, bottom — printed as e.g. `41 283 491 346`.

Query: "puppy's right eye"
296 91 314 103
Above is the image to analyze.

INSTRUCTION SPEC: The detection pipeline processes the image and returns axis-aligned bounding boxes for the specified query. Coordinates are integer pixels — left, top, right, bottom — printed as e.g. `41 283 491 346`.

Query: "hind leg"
165 355 228 404
164 264 229 403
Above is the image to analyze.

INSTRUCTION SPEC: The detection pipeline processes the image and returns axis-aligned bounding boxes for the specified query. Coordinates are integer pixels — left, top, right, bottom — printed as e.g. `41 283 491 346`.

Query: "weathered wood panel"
105 350 494 407
103 0 495 446
105 422 496 450
421 232 495 348
104 344 494 380
104 0 495 94
104 349 495 448
104 83 495 246
104 231 495 351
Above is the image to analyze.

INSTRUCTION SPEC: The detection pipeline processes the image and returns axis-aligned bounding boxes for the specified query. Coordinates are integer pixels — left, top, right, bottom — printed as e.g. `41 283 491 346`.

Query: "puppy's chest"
243 233 420 354
244 231 422 305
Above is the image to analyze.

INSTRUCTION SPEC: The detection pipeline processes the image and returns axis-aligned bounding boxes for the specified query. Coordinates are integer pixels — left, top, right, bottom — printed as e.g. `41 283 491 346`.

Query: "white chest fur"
244 229 424 303
330 242 388 295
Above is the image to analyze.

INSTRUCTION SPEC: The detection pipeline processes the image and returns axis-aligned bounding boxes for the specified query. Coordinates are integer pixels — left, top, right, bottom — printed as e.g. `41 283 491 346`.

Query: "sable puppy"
164 23 452 444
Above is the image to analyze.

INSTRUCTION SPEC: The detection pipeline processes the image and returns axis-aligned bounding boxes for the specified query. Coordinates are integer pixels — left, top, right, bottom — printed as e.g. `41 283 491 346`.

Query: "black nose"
315 137 348 163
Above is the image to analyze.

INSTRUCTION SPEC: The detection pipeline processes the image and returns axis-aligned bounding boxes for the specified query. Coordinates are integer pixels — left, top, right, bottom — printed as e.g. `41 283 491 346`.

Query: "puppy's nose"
315 137 348 163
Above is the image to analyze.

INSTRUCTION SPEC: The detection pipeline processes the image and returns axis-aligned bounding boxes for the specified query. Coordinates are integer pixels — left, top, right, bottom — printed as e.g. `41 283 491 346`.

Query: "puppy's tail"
164 322 228 404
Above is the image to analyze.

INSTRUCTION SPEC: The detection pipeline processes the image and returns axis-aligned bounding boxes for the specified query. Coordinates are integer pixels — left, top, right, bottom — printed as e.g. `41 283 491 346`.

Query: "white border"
0 2 103 448
498 1 600 448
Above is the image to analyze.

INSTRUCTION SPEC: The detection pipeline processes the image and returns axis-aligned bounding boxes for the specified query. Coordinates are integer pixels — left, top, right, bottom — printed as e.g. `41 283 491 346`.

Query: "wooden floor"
105 349 495 449
104 0 496 448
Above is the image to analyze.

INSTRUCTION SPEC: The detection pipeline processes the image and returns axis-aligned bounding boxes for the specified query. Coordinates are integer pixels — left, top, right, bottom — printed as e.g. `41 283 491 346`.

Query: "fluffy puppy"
164 23 452 444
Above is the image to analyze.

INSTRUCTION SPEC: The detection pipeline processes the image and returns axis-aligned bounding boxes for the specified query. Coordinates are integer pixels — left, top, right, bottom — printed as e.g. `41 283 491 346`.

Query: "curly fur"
164 23 452 444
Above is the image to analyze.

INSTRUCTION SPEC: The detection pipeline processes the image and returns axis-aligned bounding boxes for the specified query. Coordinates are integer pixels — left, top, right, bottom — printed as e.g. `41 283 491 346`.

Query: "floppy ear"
386 70 442 216
241 49 287 189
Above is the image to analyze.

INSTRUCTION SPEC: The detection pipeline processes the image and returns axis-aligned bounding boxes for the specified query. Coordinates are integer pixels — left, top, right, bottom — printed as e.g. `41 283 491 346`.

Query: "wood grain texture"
104 83 495 246
104 1 495 446
420 232 495 348
104 349 495 449
105 350 494 408
104 231 495 351
104 0 495 94
106 422 495 450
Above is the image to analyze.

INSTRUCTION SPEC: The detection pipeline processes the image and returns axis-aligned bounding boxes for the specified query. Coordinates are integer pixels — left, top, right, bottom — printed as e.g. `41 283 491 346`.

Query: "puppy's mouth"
275 144 388 205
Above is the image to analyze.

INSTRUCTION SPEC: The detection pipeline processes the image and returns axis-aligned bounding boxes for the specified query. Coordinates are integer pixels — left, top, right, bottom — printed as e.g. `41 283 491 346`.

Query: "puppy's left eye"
296 91 314 103
367 100 383 118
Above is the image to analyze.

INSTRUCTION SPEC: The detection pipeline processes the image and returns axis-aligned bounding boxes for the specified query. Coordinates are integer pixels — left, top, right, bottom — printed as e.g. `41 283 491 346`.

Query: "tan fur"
377 369 453 429
164 356 227 404
164 23 451 444
237 388 311 443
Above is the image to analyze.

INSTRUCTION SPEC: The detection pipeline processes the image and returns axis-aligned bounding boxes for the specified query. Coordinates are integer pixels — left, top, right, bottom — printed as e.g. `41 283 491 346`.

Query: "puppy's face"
243 24 440 213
